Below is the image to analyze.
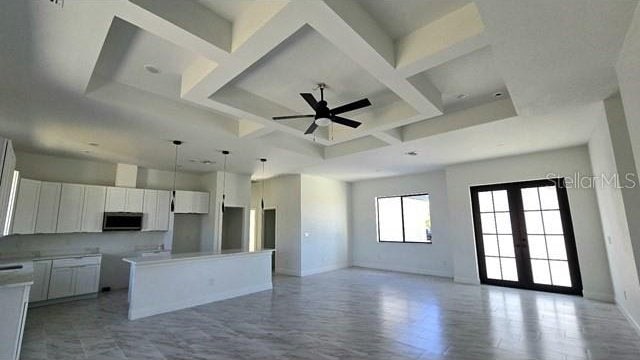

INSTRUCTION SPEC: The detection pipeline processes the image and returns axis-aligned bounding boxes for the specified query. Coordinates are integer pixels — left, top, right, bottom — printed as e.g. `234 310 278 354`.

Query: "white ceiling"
355 0 472 40
0 0 637 181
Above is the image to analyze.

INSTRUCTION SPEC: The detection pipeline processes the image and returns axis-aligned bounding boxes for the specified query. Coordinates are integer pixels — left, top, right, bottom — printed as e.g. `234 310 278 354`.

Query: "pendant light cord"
222 151 229 213
172 145 178 195
261 159 266 210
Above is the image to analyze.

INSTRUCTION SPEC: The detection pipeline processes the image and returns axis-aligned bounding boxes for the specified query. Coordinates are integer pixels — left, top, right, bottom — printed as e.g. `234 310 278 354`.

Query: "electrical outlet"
607 235 612 245
624 290 628 300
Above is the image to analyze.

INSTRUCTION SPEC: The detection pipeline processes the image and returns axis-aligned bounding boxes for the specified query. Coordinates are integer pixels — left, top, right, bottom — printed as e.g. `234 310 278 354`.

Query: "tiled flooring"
20 268 640 360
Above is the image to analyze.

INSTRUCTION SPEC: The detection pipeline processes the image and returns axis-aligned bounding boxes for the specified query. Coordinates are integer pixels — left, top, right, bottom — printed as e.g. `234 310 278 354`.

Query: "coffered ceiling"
0 0 637 181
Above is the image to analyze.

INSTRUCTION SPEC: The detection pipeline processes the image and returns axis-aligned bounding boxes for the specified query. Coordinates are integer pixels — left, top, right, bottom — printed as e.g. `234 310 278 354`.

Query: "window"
3 170 19 236
376 193 432 243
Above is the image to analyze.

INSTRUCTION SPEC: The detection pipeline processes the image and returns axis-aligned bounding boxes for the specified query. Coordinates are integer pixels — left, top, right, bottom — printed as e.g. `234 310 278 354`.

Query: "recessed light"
189 159 198 163
88 142 99 147
405 151 418 156
493 91 504 98
201 160 214 165
144 64 160 74
456 94 467 99
81 149 91 153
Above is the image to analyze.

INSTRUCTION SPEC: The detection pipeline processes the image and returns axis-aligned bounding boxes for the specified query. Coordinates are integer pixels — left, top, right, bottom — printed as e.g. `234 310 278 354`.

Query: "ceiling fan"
272 83 371 135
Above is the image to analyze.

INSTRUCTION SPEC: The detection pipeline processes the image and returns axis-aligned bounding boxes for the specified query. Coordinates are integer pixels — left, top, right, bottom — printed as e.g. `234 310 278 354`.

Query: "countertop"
0 261 33 289
122 249 274 266
0 252 102 263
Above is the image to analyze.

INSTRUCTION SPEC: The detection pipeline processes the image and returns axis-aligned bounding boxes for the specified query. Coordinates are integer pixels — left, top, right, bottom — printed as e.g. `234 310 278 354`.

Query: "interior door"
263 209 276 270
471 178 583 295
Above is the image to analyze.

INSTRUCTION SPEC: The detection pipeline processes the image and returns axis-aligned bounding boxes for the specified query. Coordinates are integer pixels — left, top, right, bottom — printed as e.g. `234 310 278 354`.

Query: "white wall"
16 151 116 185
137 167 205 191
300 175 349 276
252 175 302 275
446 146 614 302
589 96 640 330
172 214 202 254
351 170 453 277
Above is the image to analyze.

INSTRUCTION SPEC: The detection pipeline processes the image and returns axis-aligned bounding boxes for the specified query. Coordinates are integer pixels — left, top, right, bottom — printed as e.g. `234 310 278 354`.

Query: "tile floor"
20 268 640 360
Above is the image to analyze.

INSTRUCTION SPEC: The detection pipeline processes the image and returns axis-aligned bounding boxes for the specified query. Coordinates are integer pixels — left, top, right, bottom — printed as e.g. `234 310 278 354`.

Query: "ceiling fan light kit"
272 83 371 135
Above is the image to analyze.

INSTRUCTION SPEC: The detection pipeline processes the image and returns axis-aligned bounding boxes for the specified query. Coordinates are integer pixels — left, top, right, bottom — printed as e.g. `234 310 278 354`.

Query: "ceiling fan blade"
272 115 315 120
330 98 371 115
300 93 318 110
331 116 362 128
304 121 318 135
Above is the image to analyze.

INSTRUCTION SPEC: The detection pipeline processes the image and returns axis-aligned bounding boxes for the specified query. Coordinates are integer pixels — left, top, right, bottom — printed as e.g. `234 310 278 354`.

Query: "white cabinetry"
106 187 143 212
35 182 61 234
142 190 171 231
0 278 30 360
56 184 85 233
0 138 16 235
11 179 40 234
29 260 52 302
174 191 209 214
81 185 106 232
47 256 101 300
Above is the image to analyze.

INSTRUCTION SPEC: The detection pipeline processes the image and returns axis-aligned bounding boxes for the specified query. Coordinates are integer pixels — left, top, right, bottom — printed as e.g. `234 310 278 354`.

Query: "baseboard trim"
582 290 615 303
618 302 640 336
454 276 480 285
29 292 98 308
128 282 272 320
300 263 349 277
275 268 299 276
353 261 452 279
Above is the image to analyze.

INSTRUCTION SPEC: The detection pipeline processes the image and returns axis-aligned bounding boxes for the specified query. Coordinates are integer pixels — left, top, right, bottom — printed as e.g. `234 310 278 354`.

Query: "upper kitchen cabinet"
56 184 85 233
34 182 61 234
0 138 16 235
11 179 41 234
105 187 143 213
142 189 171 231
174 190 209 214
81 185 106 232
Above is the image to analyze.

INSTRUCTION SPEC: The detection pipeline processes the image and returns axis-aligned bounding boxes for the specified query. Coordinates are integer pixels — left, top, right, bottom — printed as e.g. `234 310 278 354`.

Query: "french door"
471 179 583 295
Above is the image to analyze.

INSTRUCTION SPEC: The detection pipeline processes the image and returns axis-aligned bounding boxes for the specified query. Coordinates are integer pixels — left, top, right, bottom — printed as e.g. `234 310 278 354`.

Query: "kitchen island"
123 250 274 320
0 260 33 360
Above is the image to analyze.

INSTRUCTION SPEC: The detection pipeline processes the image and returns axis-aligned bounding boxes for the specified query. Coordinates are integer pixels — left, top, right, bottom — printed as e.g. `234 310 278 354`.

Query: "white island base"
123 250 273 320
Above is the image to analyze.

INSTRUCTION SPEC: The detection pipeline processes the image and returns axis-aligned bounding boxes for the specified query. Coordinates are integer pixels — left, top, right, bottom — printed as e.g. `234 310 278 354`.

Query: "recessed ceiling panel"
417 46 508 111
355 0 471 40
93 18 214 99
195 0 255 22
219 25 402 117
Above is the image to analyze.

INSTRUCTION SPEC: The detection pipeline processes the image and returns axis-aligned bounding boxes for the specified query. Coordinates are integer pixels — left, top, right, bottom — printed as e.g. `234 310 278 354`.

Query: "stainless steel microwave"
102 212 143 231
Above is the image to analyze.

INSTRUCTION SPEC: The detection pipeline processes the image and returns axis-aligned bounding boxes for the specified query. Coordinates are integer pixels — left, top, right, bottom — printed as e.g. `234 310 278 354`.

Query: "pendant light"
170 140 182 212
259 158 267 210
221 150 230 213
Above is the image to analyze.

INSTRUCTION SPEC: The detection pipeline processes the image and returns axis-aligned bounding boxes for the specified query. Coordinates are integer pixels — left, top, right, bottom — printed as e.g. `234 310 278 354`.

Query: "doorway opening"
471 178 583 295
221 206 244 251
263 208 276 270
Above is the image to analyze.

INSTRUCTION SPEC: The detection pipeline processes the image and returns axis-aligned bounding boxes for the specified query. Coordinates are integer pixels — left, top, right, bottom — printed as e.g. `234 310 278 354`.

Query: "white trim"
618 302 640 336
353 261 453 278
128 282 272 320
300 263 349 277
454 275 480 285
582 289 615 303
275 267 299 276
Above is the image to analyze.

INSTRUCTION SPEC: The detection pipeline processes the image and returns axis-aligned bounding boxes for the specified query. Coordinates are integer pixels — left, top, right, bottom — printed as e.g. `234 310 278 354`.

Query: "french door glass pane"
478 191 517 281
378 197 403 241
521 186 572 288
531 259 552 284
483 234 499 256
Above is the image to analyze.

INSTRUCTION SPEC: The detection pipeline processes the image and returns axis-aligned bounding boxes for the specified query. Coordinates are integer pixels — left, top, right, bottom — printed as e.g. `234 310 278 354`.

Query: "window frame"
376 192 432 244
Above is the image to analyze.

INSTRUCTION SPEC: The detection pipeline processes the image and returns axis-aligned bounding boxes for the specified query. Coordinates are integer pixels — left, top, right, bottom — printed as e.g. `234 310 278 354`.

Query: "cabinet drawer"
52 256 100 268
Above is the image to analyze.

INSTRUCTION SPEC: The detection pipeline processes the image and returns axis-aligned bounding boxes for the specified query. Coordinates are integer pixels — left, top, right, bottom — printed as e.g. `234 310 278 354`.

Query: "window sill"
378 240 432 244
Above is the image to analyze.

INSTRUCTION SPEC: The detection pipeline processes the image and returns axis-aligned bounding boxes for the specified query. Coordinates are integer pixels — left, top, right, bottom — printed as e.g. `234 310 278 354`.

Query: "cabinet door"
174 191 192 213
73 265 99 295
142 190 157 231
125 188 143 212
35 182 61 234
48 267 75 299
0 139 16 234
81 186 106 232
105 187 126 212
56 184 84 233
156 191 171 231
195 192 209 214
29 260 52 302
12 179 40 234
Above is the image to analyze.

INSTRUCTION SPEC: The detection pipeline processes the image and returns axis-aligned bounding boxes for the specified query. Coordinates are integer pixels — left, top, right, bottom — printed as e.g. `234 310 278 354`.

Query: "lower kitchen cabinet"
43 255 102 301
29 260 52 302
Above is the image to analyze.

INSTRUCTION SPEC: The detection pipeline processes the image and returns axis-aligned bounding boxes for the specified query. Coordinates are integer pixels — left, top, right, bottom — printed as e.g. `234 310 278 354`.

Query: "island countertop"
0 260 34 289
122 249 274 266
